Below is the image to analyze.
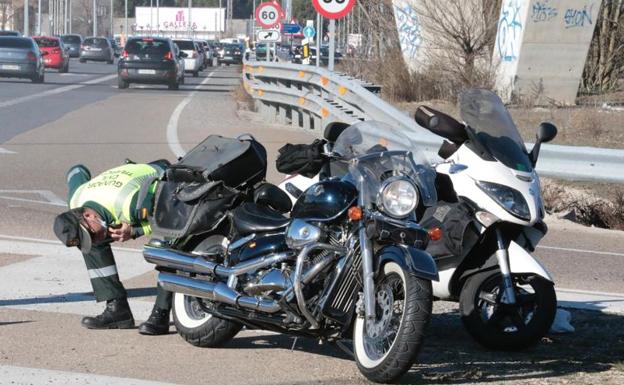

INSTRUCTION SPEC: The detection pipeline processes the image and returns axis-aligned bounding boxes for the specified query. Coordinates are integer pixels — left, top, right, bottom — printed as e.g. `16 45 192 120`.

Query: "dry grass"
232 81 256 112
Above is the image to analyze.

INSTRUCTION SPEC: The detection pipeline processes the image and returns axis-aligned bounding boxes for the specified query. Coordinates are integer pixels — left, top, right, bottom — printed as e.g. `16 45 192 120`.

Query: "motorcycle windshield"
459 89 533 173
333 121 437 206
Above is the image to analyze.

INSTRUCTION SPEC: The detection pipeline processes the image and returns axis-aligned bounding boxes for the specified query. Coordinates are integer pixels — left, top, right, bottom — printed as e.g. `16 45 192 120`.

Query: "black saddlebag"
150 180 239 238
420 202 480 267
166 134 267 188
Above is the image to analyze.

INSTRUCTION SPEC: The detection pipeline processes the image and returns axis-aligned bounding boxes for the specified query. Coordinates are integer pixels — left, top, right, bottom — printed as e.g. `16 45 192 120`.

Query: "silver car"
173 39 203 77
80 37 115 64
0 36 46 83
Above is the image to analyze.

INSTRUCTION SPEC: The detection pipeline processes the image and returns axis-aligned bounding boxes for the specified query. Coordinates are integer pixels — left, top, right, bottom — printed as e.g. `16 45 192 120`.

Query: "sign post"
255 1 284 62
312 0 356 71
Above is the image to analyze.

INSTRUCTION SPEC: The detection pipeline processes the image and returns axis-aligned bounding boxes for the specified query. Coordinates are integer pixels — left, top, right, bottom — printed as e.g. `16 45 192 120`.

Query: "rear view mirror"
537 122 557 143
530 122 558 167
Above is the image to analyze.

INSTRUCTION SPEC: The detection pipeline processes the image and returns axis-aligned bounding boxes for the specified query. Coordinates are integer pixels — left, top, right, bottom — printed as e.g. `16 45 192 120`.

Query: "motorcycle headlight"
477 181 530 220
377 178 418 218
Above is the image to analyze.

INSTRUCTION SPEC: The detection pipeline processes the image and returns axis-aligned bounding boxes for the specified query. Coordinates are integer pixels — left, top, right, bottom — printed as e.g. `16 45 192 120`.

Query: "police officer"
53 161 171 335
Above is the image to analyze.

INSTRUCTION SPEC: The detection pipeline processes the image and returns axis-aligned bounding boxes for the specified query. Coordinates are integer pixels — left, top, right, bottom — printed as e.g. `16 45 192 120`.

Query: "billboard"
135 7 225 33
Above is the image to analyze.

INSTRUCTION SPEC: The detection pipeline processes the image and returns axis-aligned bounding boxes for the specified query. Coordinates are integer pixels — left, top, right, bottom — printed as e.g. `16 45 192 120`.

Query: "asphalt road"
0 59 623 385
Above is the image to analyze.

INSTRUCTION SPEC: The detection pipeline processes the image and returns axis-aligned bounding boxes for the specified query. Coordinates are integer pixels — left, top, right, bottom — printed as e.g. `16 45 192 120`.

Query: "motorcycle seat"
232 202 290 235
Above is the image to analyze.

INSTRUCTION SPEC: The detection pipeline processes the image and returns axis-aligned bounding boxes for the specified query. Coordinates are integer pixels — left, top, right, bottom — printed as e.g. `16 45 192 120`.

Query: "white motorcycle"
279 89 558 350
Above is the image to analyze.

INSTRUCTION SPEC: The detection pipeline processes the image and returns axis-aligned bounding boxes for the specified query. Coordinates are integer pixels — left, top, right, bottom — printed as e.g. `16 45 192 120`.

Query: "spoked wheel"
459 271 556 350
173 293 242 348
353 262 432 383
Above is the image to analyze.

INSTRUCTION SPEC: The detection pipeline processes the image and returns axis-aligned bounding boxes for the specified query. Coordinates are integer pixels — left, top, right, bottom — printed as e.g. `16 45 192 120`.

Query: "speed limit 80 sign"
312 0 357 19
255 1 284 29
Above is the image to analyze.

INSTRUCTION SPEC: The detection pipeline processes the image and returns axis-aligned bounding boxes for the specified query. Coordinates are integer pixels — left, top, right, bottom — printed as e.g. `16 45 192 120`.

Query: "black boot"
138 306 170 336
81 298 134 329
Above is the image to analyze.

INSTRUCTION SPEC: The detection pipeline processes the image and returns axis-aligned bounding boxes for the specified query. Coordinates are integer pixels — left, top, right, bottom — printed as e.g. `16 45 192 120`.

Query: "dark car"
310 46 343 66
80 36 115 64
107 37 122 57
0 36 46 83
218 43 242 65
60 34 82 57
0 30 21 36
117 36 186 90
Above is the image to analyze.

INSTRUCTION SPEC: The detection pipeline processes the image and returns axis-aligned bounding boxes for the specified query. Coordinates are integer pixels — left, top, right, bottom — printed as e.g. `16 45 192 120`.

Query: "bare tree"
0 0 15 30
581 0 624 94
413 0 501 88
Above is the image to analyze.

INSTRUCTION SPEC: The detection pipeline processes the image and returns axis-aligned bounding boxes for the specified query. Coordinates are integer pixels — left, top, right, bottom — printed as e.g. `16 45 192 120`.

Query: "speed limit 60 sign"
255 1 284 29
312 0 357 19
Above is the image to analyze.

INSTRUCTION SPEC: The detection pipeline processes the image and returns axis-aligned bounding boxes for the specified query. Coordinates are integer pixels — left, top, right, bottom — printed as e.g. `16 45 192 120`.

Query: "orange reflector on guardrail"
298 71 305 78
320 108 330 118
299 97 305 106
338 86 347 96
320 77 329 86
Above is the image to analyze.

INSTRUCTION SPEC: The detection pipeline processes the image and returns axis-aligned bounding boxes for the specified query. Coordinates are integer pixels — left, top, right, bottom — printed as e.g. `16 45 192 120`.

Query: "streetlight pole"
150 0 153 35
110 0 113 36
36 0 41 34
156 0 159 36
69 0 72 33
188 0 192 38
65 0 68 34
23 0 29 35
93 0 97 36
125 0 128 42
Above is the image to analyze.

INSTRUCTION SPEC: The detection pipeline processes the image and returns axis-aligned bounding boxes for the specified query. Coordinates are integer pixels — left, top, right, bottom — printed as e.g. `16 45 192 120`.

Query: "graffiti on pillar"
531 1 558 22
564 3 594 28
497 0 524 62
394 3 423 59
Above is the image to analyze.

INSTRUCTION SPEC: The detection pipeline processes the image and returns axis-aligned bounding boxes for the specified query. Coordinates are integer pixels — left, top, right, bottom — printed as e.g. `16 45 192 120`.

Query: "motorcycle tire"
172 235 242 348
353 261 432 383
172 293 242 347
459 271 556 351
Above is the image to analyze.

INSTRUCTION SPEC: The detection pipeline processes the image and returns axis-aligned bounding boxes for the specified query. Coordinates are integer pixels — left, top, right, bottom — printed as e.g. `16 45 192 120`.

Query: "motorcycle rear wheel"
173 293 242 348
353 261 432 383
459 271 556 350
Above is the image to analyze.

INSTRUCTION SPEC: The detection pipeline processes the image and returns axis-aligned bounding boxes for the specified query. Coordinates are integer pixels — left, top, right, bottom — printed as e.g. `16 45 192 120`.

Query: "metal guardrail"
242 60 624 183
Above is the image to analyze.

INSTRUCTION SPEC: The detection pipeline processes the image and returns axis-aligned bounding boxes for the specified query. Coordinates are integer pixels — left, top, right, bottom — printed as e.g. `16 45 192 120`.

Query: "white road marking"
0 365 181 385
0 190 67 207
538 245 624 258
0 147 16 154
58 73 90 76
0 74 117 109
0 235 154 320
556 288 624 314
166 72 215 158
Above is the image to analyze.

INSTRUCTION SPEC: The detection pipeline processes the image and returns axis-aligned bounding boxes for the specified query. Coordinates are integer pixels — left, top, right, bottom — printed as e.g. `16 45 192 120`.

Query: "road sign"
257 29 281 42
312 0 357 20
303 25 316 39
255 1 284 29
282 23 301 34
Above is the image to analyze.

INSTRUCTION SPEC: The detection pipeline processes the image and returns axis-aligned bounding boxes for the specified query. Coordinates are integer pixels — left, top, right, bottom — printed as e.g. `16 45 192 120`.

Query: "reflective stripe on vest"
69 164 159 223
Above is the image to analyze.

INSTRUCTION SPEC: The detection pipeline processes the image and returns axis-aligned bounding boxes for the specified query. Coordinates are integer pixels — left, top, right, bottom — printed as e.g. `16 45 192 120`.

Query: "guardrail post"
277 104 287 124
292 108 302 129
303 111 311 130
314 116 322 131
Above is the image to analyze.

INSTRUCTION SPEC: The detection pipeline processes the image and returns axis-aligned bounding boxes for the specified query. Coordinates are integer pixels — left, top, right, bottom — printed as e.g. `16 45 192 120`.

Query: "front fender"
508 241 554 282
375 245 439 281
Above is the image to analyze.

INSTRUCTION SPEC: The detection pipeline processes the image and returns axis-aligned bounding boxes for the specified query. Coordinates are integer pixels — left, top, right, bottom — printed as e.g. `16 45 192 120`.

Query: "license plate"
1 64 19 70
138 69 156 75
91 48 102 51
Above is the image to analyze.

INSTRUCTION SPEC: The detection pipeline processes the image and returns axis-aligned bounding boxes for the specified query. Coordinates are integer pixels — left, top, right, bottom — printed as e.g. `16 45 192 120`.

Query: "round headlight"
378 179 419 218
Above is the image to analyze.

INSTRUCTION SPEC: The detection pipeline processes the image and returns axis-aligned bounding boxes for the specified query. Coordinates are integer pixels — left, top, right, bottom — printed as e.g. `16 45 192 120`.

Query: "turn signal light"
428 227 443 241
348 206 363 221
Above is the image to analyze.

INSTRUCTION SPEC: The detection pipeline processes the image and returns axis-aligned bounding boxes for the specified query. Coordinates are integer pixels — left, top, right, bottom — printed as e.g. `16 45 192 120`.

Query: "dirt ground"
402 302 624 385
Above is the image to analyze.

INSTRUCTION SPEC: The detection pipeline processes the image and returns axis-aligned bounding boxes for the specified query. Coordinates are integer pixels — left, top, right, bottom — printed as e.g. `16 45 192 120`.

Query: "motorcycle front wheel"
459 271 556 350
353 261 432 383
173 293 242 347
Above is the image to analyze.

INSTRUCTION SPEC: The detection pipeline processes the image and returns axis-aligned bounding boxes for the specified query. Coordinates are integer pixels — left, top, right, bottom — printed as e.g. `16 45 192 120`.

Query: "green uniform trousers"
67 164 172 309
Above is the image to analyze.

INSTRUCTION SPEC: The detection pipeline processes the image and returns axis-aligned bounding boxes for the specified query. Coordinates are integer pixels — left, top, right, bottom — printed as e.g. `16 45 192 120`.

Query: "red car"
33 36 69 72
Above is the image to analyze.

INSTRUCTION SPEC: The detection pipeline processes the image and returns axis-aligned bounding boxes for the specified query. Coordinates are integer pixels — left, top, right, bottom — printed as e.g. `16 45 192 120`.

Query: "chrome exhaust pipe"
159 273 281 313
144 245 294 278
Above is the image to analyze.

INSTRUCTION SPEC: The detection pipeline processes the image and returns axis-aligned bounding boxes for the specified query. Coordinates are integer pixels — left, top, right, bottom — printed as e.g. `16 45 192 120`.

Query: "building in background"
134 7 225 40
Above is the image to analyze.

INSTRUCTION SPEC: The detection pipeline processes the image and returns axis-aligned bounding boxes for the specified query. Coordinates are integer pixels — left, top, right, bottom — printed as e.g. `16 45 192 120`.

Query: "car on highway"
80 37 115 64
0 30 21 36
254 43 274 61
107 37 122 57
0 36 46 83
33 36 70 73
218 43 242 65
173 39 203 77
60 34 82 57
198 40 214 67
309 46 343 66
117 36 186 90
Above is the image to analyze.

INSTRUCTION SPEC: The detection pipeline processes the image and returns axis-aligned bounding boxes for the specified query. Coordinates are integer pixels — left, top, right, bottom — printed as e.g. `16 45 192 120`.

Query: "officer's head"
53 207 108 253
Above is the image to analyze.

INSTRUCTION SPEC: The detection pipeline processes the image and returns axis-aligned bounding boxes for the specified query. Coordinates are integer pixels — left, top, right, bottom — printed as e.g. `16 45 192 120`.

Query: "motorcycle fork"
494 227 517 304
359 225 376 320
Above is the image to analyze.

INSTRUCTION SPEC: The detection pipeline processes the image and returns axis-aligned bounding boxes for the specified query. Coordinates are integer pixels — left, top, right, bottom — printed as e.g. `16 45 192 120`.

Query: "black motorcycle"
143 122 440 383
